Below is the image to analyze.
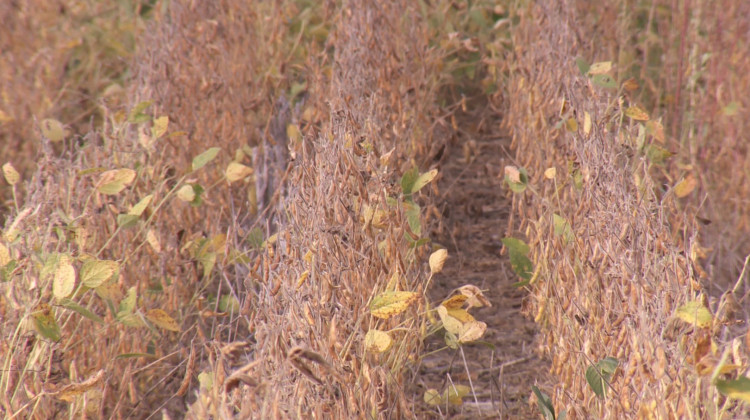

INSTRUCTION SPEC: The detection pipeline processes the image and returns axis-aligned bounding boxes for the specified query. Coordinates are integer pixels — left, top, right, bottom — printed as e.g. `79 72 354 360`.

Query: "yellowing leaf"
674 174 697 198
41 118 67 142
32 303 61 341
128 194 153 216
675 300 712 328
446 307 475 323
80 260 118 288
225 162 254 183
3 162 20 185
625 106 650 121
53 257 76 299
588 61 612 75
177 184 196 202
424 389 442 406
97 169 136 195
716 377 750 403
441 294 468 309
365 329 393 353
145 309 180 332
286 124 302 143
191 147 221 171
444 384 471 405
459 321 487 343
412 168 438 195
544 167 557 180
296 270 310 289
152 116 169 139
146 229 161 252
437 305 463 335
429 249 448 274
370 291 418 319
583 111 592 135
646 120 665 143
565 117 578 132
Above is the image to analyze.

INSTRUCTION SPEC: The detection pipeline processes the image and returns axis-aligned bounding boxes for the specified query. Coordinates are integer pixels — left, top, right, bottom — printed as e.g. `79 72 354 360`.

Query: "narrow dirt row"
416 111 550 418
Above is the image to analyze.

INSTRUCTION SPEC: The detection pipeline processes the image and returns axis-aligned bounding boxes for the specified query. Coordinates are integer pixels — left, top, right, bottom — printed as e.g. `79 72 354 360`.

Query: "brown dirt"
414 108 551 418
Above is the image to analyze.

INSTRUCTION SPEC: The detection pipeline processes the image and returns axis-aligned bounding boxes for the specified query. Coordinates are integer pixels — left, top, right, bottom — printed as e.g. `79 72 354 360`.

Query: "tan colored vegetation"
505 1 750 418
1 0 749 418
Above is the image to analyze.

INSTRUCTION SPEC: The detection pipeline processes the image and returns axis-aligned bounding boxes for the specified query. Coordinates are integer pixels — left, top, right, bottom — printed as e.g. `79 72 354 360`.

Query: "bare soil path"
415 109 550 419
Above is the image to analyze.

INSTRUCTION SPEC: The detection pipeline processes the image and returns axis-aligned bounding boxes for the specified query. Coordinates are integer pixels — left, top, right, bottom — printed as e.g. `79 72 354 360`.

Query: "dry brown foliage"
506 1 750 418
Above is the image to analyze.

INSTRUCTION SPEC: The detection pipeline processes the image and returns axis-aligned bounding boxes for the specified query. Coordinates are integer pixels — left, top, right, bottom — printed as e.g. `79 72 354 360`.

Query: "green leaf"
645 144 674 164
59 298 104 324
674 300 712 328
575 57 590 75
502 238 533 280
80 260 118 288
715 376 750 403
128 100 153 123
192 147 221 171
32 304 61 342
586 357 619 398
117 214 140 229
1 260 17 282
405 201 422 237
504 166 529 193
118 286 137 314
553 214 574 244
247 227 264 250
531 385 556 420
219 294 240 314
591 74 617 89
116 353 158 359
400 167 419 195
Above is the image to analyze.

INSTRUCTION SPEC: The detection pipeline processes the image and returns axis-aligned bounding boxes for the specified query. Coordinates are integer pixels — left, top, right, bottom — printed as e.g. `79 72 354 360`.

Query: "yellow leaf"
441 294 468 309
2 162 20 185
446 307 475 323
286 124 302 143
583 111 592 135
53 257 76 299
625 106 650 121
97 169 136 195
429 249 448 274
444 384 471 405
41 118 67 142
436 305 463 335
296 270 310 289
145 309 180 332
588 61 612 75
177 184 195 202
370 291 418 319
544 167 557 180
365 329 393 353
128 194 153 216
225 162 254 183
674 174 697 198
152 116 169 139
459 321 487 343
80 259 118 288
675 300 712 328
0 242 10 266
565 117 578 132
146 229 161 253
424 389 442 406
646 120 665 143
55 369 105 402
